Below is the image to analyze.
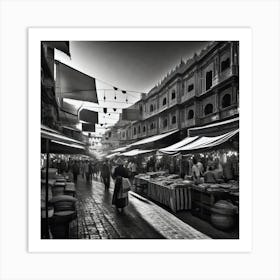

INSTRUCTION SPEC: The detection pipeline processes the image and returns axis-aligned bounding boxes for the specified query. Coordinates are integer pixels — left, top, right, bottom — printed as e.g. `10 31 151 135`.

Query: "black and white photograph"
1 0 280 279
40 40 240 240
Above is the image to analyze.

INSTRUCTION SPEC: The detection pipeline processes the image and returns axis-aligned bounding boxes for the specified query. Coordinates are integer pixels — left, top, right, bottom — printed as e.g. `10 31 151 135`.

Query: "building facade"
107 41 239 146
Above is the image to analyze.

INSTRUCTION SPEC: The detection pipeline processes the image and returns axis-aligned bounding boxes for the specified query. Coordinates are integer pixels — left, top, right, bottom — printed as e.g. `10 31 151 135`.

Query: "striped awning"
41 125 86 154
177 129 239 152
130 129 179 148
121 149 154 157
159 136 199 154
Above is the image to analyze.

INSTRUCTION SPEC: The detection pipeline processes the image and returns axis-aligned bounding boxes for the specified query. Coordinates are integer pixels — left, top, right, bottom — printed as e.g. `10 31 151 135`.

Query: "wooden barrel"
210 200 236 230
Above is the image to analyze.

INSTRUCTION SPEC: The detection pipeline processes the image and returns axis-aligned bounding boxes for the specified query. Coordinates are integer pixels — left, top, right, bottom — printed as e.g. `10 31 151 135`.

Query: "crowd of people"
42 156 134 213
47 158 101 183
42 151 238 214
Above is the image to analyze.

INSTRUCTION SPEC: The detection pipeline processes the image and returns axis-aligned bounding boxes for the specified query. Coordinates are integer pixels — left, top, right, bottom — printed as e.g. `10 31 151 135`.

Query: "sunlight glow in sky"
55 41 209 135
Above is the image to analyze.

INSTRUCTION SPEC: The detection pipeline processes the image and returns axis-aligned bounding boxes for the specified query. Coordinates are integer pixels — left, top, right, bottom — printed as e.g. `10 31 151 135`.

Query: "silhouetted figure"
112 158 130 212
72 161 80 183
101 160 111 189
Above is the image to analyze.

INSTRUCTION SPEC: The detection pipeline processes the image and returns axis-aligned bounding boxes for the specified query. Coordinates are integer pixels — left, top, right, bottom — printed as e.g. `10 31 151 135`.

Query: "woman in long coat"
112 158 130 212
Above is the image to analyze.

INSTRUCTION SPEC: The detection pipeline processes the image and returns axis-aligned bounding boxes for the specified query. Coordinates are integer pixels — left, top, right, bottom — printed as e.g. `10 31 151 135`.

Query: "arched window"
162 97 167 106
143 125 146 133
150 123 154 130
204 103 213 115
138 125 141 133
221 57 230 72
171 90 176 100
163 118 168 128
222 94 231 108
133 127 137 135
150 104 154 112
172 115 177 124
187 109 194 120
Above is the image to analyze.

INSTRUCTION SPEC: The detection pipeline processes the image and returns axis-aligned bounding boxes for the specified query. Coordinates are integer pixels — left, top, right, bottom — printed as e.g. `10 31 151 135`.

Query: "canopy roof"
159 136 199 154
121 149 154 157
177 129 239 152
106 152 121 159
188 117 239 137
41 125 86 154
111 146 131 153
130 129 179 147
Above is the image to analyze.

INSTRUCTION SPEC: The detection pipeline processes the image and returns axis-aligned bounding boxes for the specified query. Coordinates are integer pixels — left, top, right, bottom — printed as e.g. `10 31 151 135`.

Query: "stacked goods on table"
134 172 193 212
192 181 239 195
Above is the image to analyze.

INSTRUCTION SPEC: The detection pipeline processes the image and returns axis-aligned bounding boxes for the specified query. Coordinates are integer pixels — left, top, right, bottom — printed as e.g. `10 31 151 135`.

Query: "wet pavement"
74 175 209 239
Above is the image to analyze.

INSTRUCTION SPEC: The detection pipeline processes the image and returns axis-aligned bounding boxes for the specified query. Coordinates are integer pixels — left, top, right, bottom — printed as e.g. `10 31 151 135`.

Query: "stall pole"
45 139 50 238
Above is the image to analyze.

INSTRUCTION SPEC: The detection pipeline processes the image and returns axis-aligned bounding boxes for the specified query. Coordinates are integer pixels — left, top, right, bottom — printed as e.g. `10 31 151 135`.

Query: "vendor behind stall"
191 157 203 184
204 165 217 183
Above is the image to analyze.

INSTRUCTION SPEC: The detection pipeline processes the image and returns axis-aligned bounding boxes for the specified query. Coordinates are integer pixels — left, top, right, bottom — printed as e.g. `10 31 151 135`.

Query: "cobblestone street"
75 175 209 239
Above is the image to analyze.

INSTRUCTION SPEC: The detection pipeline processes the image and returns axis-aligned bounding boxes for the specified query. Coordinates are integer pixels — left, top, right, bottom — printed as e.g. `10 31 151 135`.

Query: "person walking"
112 158 131 213
80 160 86 179
84 161 90 182
72 160 80 183
89 161 94 181
101 160 111 190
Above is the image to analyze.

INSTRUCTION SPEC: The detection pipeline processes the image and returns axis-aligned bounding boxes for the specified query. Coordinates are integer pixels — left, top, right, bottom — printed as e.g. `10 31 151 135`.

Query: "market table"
147 179 192 212
134 175 150 194
190 182 239 222
135 172 193 212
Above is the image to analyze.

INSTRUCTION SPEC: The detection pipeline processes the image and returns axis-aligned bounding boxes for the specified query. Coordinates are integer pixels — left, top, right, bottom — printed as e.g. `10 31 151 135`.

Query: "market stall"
134 172 193 212
41 125 86 238
172 129 239 229
133 128 239 230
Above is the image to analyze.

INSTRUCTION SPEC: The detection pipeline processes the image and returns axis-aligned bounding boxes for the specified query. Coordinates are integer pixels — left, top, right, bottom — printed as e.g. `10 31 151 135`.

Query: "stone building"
113 41 239 146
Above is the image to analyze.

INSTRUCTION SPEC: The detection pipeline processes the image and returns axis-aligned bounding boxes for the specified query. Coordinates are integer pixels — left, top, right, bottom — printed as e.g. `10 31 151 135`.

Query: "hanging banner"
59 109 79 126
55 61 98 103
43 41 70 57
82 123 96 132
122 108 140 121
79 109 99 124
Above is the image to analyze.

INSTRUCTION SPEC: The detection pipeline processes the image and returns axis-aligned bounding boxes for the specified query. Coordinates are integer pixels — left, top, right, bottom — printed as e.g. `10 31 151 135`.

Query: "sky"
55 41 209 135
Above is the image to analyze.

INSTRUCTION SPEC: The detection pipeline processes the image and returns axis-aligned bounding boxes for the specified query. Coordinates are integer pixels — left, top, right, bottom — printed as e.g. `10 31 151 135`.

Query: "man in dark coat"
101 160 111 189
72 160 80 183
